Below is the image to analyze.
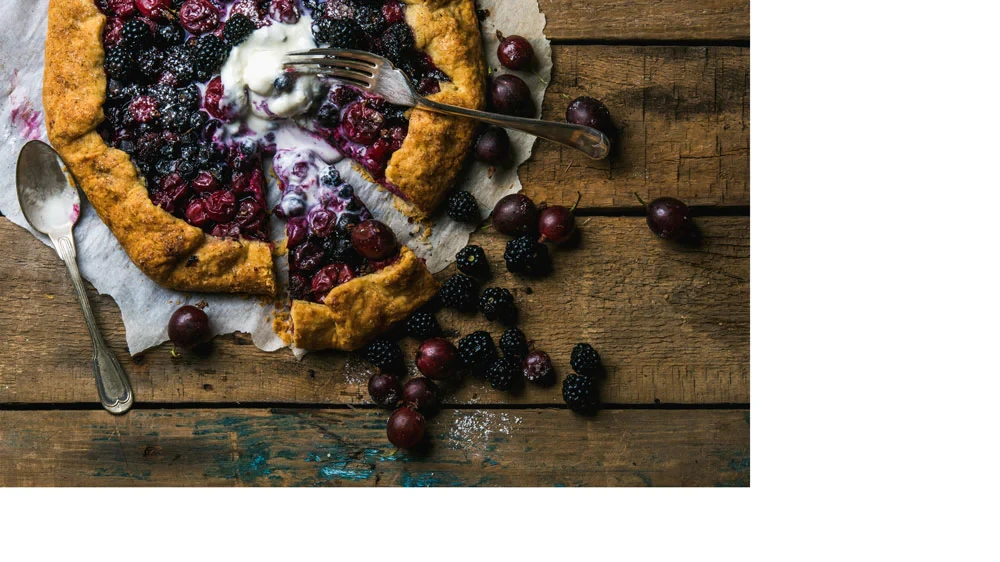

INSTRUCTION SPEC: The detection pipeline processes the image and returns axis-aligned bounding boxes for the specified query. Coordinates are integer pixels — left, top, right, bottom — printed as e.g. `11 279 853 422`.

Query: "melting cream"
220 15 322 120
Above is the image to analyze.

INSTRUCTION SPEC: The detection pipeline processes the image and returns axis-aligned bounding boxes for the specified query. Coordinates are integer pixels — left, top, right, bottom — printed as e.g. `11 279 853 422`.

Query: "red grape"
416 337 458 380
402 377 440 416
492 193 537 236
497 35 534 70
368 372 401 408
387 407 425 449
350 219 399 260
167 305 210 349
489 75 534 118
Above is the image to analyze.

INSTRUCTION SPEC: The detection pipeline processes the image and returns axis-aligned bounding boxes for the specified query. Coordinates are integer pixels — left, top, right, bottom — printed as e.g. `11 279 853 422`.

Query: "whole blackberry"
485 357 520 391
503 235 551 276
156 23 186 47
479 287 517 325
570 343 602 377
499 327 529 360
137 48 165 84
223 13 255 46
353 2 385 35
379 22 414 65
104 46 133 81
302 0 327 15
457 331 497 369
562 374 599 413
446 191 480 223
438 274 477 312
312 18 363 49
195 34 228 79
163 47 195 85
121 19 152 52
363 338 404 373
455 245 489 279
405 311 441 339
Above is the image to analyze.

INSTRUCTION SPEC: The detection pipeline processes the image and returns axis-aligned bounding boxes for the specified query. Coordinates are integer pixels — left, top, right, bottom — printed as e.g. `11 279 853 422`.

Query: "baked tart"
43 0 486 350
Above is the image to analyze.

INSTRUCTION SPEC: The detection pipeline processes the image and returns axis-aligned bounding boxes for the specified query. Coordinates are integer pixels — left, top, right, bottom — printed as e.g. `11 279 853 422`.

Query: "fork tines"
284 49 384 88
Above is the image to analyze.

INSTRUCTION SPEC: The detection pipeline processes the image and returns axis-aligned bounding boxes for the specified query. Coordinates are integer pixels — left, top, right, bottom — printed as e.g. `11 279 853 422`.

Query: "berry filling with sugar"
95 0 439 301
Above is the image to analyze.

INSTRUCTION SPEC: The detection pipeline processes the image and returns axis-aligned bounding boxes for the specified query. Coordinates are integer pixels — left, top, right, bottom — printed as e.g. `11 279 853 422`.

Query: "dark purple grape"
538 205 576 244
350 219 399 260
497 35 534 71
167 305 210 349
523 350 555 385
368 372 401 408
475 126 511 166
566 96 615 138
492 193 537 236
416 337 458 380
640 195 693 240
402 377 440 416
489 75 534 118
387 407 425 449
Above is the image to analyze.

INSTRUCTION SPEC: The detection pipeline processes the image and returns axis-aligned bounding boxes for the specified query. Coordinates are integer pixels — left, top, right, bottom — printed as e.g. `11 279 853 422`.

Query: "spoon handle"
53 234 134 415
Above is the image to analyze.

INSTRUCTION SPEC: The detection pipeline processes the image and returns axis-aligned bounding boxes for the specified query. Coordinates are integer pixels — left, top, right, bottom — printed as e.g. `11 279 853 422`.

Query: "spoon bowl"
16 140 82 235
15 140 133 414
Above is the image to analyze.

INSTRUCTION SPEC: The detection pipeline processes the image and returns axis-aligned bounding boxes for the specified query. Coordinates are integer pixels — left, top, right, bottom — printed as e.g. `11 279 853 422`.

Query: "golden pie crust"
43 0 277 296
388 0 487 219
286 246 439 351
41 0 470 350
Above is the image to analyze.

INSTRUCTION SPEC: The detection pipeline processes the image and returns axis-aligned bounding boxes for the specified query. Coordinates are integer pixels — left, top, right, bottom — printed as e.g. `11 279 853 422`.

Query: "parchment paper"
0 1 550 355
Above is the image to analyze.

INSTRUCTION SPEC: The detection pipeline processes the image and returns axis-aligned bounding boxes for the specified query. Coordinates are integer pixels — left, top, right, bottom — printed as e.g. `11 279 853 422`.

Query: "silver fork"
285 49 611 160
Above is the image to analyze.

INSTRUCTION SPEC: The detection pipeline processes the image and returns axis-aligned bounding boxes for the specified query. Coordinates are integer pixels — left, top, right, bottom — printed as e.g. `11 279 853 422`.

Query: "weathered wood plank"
538 0 749 42
0 216 748 405
0 408 750 486
523 46 749 208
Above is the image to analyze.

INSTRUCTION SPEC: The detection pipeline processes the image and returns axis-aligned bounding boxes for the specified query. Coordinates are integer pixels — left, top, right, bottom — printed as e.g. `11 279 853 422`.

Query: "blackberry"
302 0 327 16
156 23 186 47
457 331 497 369
503 235 551 276
438 274 477 312
223 13 255 46
121 19 152 52
312 18 363 49
446 191 480 223
562 374 599 413
194 34 228 80
136 48 165 84
455 245 489 279
353 2 385 35
163 47 196 85
406 311 441 339
499 327 529 360
104 46 133 80
363 338 404 373
485 357 520 391
479 287 517 325
570 343 602 377
318 165 340 188
379 22 414 65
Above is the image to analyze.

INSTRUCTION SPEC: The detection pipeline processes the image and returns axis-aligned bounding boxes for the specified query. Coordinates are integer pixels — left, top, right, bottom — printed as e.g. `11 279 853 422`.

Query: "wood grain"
538 0 750 42
0 408 750 486
523 46 750 208
0 216 749 405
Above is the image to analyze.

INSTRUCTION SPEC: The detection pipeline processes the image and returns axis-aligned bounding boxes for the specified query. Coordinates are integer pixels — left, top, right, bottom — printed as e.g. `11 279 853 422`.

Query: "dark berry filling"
95 1 424 298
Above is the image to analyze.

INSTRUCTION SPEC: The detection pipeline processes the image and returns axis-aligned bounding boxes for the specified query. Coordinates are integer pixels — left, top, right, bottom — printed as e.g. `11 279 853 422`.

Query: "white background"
4 1 1000 560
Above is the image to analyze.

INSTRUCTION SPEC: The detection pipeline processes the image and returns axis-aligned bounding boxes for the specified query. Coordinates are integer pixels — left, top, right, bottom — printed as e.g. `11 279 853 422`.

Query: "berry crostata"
42 0 485 350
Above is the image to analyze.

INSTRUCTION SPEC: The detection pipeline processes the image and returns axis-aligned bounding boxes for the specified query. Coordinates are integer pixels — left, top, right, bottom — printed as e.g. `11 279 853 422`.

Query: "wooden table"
0 1 749 486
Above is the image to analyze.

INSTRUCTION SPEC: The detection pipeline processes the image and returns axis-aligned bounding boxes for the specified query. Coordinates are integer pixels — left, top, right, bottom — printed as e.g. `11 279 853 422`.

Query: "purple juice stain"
8 70 43 141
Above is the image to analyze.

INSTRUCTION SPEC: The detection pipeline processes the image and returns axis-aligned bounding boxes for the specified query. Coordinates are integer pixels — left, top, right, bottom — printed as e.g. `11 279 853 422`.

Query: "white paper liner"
0 0 550 355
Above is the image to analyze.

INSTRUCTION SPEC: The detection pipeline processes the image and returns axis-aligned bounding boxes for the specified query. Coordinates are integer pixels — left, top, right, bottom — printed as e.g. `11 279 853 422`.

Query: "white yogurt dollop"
220 15 321 120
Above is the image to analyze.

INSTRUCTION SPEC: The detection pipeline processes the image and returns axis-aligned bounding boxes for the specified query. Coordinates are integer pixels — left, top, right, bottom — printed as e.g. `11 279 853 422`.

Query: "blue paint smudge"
318 465 374 481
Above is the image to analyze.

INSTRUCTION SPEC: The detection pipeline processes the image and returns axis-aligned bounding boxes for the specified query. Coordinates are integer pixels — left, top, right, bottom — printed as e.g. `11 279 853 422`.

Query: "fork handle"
416 98 611 160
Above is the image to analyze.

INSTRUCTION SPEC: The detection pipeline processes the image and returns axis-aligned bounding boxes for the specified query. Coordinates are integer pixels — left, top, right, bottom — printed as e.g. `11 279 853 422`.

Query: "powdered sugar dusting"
446 410 523 453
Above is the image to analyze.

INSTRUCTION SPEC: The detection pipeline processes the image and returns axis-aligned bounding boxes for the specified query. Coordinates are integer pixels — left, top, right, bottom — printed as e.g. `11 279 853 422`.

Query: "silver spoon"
16 140 133 414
